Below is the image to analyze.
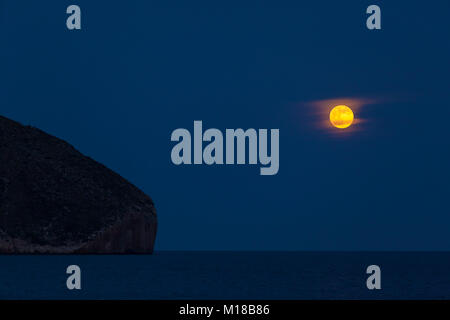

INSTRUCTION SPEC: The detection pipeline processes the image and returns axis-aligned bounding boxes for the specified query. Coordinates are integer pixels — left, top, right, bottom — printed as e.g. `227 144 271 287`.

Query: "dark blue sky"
1 0 449 250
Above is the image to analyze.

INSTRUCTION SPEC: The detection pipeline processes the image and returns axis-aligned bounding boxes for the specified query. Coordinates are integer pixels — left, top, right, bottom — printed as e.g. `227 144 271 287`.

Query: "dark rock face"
0 116 157 253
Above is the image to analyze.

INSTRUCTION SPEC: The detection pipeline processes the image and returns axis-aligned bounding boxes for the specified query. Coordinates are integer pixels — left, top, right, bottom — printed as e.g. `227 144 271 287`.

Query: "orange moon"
329 105 354 129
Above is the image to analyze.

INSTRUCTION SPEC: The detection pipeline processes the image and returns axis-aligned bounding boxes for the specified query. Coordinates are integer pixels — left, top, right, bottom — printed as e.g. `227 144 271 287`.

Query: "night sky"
1 0 449 250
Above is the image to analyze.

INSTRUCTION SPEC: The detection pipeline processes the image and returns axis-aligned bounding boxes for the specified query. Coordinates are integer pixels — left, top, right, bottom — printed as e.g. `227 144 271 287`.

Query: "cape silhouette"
0 116 157 253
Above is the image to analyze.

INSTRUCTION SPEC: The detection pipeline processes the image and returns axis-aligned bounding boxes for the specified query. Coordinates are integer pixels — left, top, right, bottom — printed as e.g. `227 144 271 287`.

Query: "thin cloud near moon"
301 97 378 135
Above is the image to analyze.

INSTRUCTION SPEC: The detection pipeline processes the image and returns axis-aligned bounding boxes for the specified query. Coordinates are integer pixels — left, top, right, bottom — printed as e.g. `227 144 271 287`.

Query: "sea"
0 252 449 300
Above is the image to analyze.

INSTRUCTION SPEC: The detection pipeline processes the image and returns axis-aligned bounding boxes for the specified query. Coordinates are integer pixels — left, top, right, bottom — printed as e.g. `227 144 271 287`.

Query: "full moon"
329 105 354 129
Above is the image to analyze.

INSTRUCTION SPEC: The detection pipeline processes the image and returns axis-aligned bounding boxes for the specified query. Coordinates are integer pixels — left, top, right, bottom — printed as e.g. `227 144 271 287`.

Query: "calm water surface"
0 252 449 299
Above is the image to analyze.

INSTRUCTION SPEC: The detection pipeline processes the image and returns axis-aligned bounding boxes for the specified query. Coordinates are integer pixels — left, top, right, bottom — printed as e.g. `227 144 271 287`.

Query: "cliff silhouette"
0 116 157 253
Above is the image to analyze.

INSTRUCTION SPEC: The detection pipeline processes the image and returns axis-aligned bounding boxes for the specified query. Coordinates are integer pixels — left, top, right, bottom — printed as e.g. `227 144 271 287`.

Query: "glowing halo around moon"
329 105 354 129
